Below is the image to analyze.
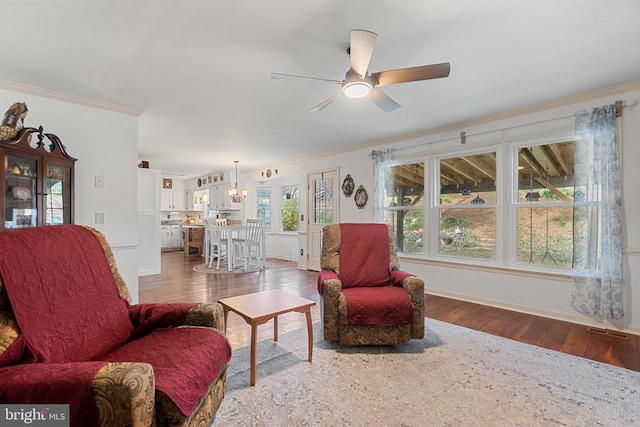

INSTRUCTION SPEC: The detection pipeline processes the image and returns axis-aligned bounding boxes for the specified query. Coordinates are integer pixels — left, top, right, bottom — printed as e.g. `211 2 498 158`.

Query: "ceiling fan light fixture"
342 81 371 98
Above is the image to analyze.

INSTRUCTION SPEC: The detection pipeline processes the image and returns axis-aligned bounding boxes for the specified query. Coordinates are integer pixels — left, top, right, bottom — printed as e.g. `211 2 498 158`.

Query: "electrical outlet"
95 212 104 224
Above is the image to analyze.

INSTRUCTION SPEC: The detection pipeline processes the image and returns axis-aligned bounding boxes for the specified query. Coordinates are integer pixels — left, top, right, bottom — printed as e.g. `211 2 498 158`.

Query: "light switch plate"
95 212 104 224
95 175 104 188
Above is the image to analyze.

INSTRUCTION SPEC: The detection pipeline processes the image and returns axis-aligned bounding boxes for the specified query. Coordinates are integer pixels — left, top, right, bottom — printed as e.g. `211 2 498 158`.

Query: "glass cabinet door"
44 162 72 225
4 154 38 228
1 126 76 230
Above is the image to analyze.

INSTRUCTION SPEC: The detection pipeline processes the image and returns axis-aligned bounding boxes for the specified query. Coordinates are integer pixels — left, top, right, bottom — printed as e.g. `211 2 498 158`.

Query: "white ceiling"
1 1 639 179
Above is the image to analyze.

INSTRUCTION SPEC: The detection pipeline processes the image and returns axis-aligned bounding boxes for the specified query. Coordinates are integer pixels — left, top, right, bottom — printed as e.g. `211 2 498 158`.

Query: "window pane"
281 185 299 232
440 153 496 205
383 162 424 207
257 187 271 231
517 142 575 203
384 209 424 254
517 207 574 268
438 208 495 260
313 178 333 224
516 140 575 270
382 162 425 254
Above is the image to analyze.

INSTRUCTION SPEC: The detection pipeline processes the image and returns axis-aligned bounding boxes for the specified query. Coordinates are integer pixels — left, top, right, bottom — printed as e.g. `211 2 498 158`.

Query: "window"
382 162 425 254
437 151 497 261
313 176 334 225
515 141 575 269
257 187 271 232
378 137 576 272
45 180 65 225
281 185 299 232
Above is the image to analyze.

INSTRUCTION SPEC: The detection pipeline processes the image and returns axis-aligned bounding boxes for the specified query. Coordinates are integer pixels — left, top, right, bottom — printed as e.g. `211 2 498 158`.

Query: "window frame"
381 160 426 255
381 135 577 275
256 186 272 232
280 184 299 233
432 145 502 264
508 136 578 274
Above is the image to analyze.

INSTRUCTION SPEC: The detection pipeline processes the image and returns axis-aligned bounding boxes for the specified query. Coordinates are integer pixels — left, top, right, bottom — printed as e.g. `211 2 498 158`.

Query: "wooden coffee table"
218 289 316 385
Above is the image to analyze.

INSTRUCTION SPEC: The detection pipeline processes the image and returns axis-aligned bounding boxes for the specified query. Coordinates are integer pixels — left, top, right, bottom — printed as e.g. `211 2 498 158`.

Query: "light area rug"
214 319 639 426
193 262 274 275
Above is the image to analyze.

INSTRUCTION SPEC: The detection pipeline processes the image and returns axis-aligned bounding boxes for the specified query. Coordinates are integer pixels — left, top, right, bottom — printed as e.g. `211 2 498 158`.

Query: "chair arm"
0 361 155 427
398 273 425 339
92 362 155 427
185 302 225 331
319 271 342 341
129 302 197 335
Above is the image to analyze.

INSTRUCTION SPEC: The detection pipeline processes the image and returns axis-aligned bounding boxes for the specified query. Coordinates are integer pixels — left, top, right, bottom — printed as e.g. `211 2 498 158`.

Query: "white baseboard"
426 288 640 336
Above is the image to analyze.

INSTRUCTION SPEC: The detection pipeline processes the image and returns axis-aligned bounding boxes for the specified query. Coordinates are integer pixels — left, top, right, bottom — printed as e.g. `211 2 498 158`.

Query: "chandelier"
228 160 248 202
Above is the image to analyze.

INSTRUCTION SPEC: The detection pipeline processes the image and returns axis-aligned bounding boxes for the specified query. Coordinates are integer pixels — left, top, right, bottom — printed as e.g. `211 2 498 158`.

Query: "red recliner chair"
0 225 231 426
317 223 425 345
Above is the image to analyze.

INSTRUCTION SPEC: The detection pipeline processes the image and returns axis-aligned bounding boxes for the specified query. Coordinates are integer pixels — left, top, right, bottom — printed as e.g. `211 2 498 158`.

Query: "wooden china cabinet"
1 126 76 231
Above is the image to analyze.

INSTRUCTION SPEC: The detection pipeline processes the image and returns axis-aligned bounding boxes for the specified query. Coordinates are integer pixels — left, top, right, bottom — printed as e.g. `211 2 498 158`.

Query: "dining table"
205 224 265 271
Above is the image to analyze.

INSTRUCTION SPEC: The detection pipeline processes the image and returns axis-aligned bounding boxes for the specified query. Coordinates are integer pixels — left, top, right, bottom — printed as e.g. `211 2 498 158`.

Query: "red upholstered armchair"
318 223 425 345
0 225 231 427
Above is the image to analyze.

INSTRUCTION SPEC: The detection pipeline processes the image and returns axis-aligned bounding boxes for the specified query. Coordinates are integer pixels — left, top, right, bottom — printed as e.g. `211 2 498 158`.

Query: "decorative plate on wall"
197 178 202 187
163 178 173 189
354 185 368 209
342 174 354 197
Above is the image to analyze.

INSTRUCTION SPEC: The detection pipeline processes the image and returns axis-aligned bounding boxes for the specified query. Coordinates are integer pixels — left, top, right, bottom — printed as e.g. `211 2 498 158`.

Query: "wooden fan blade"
372 62 450 87
350 29 377 77
271 73 341 84
308 92 342 112
368 87 401 113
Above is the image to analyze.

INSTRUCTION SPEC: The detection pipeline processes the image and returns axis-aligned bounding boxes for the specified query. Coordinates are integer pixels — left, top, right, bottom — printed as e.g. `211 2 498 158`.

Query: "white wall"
261 84 640 333
138 168 162 276
0 88 140 301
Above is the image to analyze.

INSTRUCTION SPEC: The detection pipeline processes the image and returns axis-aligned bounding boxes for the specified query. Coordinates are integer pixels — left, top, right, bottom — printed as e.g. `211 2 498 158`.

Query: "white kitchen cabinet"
187 189 208 212
208 185 219 209
208 184 242 210
161 224 183 249
169 225 183 248
160 225 171 248
161 189 187 211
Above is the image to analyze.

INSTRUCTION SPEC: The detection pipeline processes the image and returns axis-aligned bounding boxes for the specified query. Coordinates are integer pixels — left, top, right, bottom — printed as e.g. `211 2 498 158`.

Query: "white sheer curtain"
571 104 624 319
371 149 395 223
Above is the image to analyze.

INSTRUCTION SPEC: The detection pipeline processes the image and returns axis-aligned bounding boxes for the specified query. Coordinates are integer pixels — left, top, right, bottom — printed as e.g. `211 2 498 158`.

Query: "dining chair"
233 219 264 271
208 225 230 269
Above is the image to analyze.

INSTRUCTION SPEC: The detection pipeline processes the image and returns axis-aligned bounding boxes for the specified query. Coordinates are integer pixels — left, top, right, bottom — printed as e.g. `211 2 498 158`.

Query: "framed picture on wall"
163 178 173 189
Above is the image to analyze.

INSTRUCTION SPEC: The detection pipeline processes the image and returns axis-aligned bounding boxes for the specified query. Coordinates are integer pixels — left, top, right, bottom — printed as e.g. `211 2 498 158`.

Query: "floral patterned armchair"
317 223 425 345
0 225 231 426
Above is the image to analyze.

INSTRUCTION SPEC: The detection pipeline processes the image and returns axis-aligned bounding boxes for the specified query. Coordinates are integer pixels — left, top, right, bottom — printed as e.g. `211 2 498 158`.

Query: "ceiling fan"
271 29 450 113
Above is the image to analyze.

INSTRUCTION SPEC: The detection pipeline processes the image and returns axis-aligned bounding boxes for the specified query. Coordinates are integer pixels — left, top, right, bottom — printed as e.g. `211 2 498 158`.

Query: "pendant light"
228 160 248 202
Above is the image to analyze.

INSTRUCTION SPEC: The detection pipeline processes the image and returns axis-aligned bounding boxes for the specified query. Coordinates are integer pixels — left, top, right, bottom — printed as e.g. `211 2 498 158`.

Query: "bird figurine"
0 102 28 140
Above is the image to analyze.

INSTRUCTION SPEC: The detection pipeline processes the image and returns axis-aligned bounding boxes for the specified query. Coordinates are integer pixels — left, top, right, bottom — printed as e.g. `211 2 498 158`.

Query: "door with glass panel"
307 169 338 271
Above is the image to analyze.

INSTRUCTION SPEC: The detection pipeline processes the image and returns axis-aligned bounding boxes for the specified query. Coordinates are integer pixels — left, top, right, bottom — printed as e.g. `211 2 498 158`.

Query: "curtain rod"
395 99 624 152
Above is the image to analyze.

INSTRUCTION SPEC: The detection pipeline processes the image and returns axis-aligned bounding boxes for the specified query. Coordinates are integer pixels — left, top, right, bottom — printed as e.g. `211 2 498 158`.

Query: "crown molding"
0 79 143 117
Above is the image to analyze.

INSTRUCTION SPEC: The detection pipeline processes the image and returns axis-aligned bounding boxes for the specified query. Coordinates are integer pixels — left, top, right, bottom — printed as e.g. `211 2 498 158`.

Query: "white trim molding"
0 79 143 116
426 288 640 336
625 246 640 256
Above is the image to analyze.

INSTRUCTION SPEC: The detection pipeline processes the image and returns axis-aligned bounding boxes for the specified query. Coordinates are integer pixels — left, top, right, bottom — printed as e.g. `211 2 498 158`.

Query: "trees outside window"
281 185 299 232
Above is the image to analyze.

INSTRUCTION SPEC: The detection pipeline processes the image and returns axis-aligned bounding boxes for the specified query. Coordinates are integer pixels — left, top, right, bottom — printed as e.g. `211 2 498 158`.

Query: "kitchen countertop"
181 224 205 228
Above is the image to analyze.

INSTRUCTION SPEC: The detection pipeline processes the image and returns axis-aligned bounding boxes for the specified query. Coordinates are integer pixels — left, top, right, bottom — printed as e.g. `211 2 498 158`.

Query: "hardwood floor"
139 252 640 371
